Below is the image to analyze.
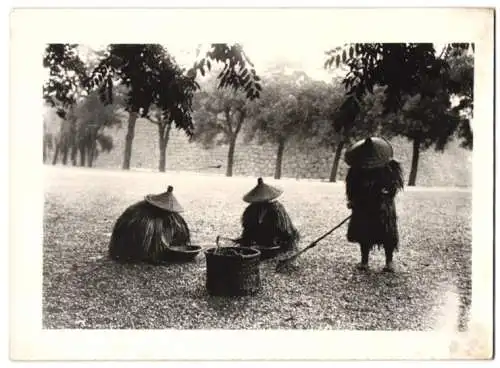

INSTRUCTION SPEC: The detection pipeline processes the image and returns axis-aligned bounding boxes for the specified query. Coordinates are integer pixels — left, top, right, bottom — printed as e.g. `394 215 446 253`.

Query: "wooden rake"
275 214 352 272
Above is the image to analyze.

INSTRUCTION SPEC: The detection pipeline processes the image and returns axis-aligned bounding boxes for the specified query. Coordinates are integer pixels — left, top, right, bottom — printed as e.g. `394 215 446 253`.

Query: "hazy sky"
80 41 346 82
79 42 449 83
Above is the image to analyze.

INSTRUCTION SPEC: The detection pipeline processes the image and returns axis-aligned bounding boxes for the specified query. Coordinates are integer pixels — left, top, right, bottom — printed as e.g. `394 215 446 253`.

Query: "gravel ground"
43 166 472 330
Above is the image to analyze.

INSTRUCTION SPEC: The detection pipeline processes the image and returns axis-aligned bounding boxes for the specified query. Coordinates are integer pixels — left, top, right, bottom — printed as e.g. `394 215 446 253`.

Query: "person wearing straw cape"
344 137 404 272
109 186 191 264
238 177 300 253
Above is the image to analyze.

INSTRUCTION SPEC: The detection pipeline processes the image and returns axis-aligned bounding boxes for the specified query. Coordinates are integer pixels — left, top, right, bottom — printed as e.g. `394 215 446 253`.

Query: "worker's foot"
383 262 395 273
356 262 369 271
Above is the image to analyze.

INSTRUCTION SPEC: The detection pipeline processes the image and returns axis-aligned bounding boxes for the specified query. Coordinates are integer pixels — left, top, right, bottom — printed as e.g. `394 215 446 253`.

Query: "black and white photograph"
9 6 495 361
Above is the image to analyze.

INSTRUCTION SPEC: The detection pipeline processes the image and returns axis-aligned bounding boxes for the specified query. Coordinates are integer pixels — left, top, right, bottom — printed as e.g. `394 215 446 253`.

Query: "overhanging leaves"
43 44 88 113
324 42 474 149
86 44 201 137
190 43 262 100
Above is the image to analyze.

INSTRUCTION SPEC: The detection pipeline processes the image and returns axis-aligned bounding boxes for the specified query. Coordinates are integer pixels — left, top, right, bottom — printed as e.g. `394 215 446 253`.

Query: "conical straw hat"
344 137 394 169
145 186 184 213
243 177 283 203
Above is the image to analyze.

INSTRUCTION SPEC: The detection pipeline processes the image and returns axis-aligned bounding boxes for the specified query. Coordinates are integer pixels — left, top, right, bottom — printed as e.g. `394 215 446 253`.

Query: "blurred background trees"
191 74 251 177
43 42 473 187
244 68 319 179
324 43 474 185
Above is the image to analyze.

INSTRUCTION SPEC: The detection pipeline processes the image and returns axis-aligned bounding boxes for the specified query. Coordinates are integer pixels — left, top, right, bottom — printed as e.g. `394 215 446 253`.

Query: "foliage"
446 45 474 109
41 43 263 171
73 90 125 158
384 86 462 153
43 44 88 116
324 43 474 149
311 84 387 149
192 84 251 149
153 69 199 136
446 48 474 149
86 44 199 136
74 90 125 130
366 47 472 153
85 43 263 139
190 43 262 100
44 87 126 166
96 134 114 153
244 70 316 145
325 43 472 111
43 44 126 166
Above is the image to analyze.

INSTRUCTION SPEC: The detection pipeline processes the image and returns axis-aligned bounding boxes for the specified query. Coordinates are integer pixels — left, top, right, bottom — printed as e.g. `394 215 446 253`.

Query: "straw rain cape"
344 137 404 253
238 178 300 252
108 186 191 264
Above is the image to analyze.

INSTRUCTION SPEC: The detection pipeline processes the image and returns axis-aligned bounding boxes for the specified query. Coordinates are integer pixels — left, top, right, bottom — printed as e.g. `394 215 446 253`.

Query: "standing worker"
344 137 405 272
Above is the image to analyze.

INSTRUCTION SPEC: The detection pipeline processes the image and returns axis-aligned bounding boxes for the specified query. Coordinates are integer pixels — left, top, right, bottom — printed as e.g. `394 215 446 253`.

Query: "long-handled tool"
275 214 352 272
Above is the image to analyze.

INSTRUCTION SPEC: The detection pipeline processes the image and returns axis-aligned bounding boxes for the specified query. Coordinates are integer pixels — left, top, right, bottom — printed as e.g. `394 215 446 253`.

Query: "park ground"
43 165 472 331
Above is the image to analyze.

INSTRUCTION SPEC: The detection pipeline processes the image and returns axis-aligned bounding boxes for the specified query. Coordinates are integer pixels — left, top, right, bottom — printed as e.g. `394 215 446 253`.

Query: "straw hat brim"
144 194 184 213
344 137 394 169
243 184 283 203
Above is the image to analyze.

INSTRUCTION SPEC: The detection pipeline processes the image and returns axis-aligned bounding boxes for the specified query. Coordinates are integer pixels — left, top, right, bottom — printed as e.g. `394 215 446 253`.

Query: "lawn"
43 165 472 330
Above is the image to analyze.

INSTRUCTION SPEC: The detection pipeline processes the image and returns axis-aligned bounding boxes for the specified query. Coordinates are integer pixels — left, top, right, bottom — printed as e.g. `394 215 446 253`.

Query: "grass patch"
43 166 471 330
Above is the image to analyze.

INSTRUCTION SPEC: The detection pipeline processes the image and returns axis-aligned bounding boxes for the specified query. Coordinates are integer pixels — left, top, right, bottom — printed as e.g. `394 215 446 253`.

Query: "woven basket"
163 245 202 262
248 244 282 260
216 236 284 261
205 242 261 297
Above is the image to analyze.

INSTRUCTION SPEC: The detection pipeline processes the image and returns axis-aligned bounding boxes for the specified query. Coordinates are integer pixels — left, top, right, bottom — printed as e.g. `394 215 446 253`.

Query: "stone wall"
93 118 472 187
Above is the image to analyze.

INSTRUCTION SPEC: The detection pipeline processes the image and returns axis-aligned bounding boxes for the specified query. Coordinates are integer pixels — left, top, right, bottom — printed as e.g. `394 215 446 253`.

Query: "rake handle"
277 214 352 266
307 215 352 248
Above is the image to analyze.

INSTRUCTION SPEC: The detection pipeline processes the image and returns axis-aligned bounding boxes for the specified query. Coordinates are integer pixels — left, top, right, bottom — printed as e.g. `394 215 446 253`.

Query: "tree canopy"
245 70 314 144
43 44 88 117
324 43 474 142
191 43 262 100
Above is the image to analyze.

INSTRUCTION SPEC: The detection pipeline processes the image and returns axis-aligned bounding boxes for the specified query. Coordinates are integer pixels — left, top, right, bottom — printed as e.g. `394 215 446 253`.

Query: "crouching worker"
109 186 191 264
238 177 300 254
344 137 404 272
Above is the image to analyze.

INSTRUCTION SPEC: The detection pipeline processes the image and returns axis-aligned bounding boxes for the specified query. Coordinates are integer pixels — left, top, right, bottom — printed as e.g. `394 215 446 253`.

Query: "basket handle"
214 236 245 257
215 235 239 249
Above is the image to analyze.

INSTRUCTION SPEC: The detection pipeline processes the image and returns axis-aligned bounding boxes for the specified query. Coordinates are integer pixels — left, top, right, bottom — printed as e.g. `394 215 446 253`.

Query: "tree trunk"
122 111 138 170
87 145 94 168
88 144 98 168
88 129 98 168
70 143 78 166
158 122 172 172
408 137 421 186
274 138 286 180
329 138 345 183
225 107 245 178
61 146 69 165
226 136 236 177
52 144 59 165
43 133 49 163
69 121 78 166
79 145 86 167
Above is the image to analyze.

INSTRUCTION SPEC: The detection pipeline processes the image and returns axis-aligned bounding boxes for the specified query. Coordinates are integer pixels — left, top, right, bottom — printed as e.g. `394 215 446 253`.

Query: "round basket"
163 245 202 262
205 246 261 297
248 245 282 260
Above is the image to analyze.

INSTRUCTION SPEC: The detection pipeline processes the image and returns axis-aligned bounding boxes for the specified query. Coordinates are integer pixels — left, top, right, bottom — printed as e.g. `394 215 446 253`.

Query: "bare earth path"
43 165 471 331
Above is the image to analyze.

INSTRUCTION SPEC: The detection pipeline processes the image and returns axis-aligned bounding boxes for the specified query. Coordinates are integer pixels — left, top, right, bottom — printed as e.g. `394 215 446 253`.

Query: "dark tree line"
324 43 473 185
43 43 262 171
44 43 473 186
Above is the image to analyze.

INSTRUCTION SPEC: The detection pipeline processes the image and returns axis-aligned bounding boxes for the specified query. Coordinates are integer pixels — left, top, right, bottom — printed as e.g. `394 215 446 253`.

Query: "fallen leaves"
43 168 472 331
